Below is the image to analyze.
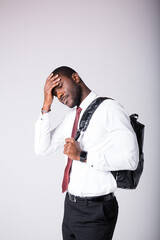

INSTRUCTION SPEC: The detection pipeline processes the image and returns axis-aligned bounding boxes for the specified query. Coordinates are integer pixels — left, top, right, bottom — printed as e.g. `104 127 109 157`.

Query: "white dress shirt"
35 91 139 197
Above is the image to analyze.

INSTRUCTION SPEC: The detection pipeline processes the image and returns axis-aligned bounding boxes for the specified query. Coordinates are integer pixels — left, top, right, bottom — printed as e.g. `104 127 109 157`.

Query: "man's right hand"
42 73 61 112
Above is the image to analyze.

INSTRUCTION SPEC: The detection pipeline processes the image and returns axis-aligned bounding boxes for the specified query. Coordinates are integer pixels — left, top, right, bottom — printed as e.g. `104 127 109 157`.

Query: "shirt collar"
79 91 99 112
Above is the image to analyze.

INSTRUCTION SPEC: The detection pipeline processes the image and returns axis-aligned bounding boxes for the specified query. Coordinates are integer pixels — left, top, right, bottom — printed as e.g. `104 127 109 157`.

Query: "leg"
71 197 118 240
62 195 76 240
101 197 119 240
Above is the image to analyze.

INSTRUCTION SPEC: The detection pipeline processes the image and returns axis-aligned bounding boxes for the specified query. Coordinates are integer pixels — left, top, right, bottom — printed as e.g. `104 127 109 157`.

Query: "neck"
79 85 91 105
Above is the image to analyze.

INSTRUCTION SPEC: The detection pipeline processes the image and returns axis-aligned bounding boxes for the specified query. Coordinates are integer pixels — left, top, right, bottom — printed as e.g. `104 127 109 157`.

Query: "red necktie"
62 107 82 193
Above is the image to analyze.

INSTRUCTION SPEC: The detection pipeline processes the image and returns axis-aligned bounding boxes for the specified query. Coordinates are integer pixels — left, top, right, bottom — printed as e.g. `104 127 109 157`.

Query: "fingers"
46 72 53 81
43 73 61 106
45 79 60 93
45 74 61 90
64 139 74 154
63 138 77 153
63 142 70 155
63 139 81 161
46 73 60 85
65 138 75 143
46 73 57 81
64 143 71 148
46 73 58 82
44 74 61 99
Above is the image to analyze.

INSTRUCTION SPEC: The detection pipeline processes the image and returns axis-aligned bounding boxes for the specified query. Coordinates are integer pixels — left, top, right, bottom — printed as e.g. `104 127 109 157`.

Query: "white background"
0 0 159 239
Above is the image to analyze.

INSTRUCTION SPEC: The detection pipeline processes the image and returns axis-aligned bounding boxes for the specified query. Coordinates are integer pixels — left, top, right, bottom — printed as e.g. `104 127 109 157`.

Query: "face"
53 75 82 108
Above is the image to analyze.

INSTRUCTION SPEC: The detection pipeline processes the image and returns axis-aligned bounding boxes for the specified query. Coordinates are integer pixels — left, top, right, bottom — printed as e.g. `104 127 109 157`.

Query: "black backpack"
75 97 145 189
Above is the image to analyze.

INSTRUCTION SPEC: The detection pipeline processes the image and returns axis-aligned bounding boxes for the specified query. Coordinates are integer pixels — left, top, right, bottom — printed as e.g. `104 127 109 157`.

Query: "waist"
67 192 115 203
68 165 117 195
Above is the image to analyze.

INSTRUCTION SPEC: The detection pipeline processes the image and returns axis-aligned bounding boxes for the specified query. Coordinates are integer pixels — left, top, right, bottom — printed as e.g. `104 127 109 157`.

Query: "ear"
72 73 81 83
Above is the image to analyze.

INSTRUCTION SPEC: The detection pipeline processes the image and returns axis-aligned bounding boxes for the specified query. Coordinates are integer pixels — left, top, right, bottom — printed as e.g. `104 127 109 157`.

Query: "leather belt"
67 192 114 203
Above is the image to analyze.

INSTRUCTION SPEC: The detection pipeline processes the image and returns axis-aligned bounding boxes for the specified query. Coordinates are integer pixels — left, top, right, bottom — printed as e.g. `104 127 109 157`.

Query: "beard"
69 83 82 108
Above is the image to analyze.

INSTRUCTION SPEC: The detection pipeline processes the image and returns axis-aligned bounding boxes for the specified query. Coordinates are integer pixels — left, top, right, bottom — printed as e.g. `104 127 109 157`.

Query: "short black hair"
52 66 77 78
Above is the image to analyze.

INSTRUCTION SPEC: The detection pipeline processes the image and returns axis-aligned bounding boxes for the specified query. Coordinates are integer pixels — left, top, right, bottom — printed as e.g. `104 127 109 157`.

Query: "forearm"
34 112 52 155
35 72 62 154
86 130 139 171
87 149 139 172
35 108 67 156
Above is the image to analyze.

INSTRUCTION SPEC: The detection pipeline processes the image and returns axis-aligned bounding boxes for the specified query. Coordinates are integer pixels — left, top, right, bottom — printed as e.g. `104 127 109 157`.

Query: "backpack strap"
74 97 112 141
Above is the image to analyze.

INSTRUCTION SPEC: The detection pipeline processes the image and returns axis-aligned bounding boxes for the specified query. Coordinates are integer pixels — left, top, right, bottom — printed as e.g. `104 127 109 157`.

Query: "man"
35 66 139 240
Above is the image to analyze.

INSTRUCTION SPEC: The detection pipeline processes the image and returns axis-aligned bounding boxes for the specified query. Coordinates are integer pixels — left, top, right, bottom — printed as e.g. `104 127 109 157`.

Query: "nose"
57 91 63 100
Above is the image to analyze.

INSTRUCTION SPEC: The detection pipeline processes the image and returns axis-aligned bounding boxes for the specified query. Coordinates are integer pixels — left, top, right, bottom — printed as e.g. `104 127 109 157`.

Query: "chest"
64 108 109 149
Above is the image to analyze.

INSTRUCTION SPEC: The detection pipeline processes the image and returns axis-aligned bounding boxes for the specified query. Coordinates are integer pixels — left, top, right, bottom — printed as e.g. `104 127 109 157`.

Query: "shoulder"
98 98 127 113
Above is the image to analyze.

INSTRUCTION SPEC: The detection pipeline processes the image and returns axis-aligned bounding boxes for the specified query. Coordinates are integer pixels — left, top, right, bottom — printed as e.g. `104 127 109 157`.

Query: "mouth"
61 95 68 105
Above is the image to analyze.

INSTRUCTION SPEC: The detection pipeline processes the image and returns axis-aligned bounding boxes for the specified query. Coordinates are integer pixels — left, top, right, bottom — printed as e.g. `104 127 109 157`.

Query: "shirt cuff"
39 111 51 121
86 151 110 171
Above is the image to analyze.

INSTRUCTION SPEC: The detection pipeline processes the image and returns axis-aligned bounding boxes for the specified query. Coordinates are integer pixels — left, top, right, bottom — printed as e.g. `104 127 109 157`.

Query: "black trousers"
62 193 118 240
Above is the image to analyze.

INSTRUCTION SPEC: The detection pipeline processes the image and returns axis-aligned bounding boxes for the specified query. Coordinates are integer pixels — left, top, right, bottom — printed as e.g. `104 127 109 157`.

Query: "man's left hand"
63 138 81 160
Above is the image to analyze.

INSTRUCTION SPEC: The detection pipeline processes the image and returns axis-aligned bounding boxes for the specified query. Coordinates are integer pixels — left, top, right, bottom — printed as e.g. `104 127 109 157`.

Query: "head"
52 66 84 108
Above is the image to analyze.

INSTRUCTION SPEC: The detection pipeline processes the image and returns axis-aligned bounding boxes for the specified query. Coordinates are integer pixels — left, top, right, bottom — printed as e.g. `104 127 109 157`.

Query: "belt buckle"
68 193 77 202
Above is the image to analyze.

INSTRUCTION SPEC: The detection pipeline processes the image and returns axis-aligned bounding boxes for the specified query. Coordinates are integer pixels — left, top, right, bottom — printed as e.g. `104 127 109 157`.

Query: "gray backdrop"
0 0 159 239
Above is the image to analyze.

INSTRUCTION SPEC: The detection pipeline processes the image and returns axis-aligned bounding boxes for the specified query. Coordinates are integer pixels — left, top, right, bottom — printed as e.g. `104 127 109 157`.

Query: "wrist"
41 105 51 114
41 108 51 114
80 151 88 163
42 104 51 111
41 103 51 114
